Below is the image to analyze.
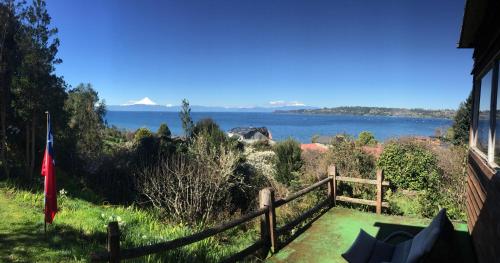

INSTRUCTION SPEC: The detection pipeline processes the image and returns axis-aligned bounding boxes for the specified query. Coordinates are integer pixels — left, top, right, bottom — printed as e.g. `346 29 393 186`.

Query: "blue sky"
47 0 472 109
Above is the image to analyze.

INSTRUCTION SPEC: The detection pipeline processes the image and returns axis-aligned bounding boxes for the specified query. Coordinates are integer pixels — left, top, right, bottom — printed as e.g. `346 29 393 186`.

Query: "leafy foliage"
157 123 175 157
157 123 171 139
273 138 303 187
326 135 375 179
64 83 106 163
179 99 194 137
452 92 472 145
356 131 377 146
134 127 157 159
134 127 153 142
322 136 376 205
379 138 467 220
1 0 68 180
377 141 439 191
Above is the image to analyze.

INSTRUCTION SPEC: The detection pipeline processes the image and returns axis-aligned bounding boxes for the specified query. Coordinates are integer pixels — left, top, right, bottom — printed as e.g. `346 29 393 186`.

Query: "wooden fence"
329 166 390 214
90 165 389 262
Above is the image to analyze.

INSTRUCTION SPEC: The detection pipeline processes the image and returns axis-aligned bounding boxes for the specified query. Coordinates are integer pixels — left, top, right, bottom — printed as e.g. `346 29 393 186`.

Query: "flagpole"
44 111 48 234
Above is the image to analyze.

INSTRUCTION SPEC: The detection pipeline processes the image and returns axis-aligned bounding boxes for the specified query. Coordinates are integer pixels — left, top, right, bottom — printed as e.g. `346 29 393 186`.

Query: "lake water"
105 111 452 143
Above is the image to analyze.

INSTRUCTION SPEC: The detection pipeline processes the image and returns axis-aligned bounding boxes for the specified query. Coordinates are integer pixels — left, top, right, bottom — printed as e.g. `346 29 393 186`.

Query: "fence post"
259 187 277 254
376 169 384 214
107 221 121 263
327 165 337 207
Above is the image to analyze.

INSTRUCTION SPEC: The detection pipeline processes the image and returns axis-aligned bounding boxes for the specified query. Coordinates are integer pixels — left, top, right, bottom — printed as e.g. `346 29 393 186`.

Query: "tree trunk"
29 116 35 179
0 75 9 178
25 122 30 177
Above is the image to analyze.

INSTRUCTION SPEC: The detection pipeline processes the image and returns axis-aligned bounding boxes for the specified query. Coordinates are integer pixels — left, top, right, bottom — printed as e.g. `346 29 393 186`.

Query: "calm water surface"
105 111 452 143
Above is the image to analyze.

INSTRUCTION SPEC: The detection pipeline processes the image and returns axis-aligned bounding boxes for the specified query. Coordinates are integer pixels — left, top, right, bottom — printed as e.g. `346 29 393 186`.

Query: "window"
477 70 492 156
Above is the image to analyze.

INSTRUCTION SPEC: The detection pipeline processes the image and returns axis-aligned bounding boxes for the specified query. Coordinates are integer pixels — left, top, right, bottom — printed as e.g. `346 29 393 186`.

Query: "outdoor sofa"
342 209 453 263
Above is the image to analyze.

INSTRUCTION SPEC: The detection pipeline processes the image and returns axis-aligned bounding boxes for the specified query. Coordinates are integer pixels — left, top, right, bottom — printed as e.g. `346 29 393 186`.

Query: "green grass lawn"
0 179 259 262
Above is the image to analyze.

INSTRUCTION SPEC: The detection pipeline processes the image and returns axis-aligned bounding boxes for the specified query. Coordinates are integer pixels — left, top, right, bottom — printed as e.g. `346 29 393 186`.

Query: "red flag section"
41 113 57 224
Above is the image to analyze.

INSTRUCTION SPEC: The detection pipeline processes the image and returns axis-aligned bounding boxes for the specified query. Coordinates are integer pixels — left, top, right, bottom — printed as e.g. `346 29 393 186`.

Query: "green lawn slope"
0 177 258 262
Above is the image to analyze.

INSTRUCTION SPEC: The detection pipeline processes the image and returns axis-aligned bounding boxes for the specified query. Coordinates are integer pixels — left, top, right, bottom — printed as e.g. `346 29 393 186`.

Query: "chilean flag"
41 113 57 223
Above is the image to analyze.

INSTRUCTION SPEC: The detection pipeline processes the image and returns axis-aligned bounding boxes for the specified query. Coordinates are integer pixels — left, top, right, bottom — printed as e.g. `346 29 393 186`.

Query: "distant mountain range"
107 103 456 119
275 106 456 119
107 104 319 112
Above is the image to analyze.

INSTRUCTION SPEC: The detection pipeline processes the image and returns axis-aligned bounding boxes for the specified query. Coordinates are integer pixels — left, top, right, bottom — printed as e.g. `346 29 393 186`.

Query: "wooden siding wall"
467 150 500 262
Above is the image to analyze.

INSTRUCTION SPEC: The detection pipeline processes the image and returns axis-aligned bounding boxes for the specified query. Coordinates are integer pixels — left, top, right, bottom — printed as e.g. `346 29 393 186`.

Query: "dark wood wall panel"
467 150 500 263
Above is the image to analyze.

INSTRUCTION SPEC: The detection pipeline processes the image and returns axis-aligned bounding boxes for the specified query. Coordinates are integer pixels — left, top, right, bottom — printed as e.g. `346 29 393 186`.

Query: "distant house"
227 127 272 142
458 0 500 262
312 135 335 144
361 144 383 159
300 143 329 153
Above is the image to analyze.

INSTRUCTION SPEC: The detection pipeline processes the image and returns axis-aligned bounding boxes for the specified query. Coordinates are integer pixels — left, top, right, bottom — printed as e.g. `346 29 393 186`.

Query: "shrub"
137 134 241 224
378 138 466 220
325 136 375 179
157 123 175 157
133 128 157 158
322 136 376 204
157 123 172 139
356 131 377 146
244 147 276 181
192 118 242 153
429 144 468 220
134 127 154 141
273 138 303 187
377 141 439 191
241 146 278 203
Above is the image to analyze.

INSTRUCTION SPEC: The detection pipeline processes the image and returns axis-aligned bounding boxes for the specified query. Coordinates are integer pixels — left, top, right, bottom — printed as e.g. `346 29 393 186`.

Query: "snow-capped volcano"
122 97 157 106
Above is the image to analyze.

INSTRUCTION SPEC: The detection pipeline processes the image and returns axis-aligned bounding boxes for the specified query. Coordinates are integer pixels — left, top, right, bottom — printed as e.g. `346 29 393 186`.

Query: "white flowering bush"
243 146 291 197
244 147 276 180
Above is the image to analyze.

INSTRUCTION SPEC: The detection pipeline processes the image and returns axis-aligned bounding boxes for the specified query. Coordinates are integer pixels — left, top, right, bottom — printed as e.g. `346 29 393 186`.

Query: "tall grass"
0 182 259 262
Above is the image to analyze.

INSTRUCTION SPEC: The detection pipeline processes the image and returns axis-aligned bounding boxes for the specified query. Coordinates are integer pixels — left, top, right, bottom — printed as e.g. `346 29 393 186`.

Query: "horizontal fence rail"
90 165 388 262
91 207 269 262
335 176 390 186
330 167 390 214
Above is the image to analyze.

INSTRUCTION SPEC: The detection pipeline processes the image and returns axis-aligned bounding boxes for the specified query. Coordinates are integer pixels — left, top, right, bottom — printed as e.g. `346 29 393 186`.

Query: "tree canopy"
451 92 472 145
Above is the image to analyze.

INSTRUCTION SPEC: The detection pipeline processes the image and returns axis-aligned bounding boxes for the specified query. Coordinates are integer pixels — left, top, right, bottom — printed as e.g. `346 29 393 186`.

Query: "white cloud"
122 97 158 106
268 100 306 107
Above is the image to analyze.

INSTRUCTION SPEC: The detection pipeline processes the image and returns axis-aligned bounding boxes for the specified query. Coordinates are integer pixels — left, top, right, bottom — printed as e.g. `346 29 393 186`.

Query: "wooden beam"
275 177 331 206
336 195 389 208
91 207 268 261
376 169 383 214
108 222 121 263
327 165 336 207
335 176 390 186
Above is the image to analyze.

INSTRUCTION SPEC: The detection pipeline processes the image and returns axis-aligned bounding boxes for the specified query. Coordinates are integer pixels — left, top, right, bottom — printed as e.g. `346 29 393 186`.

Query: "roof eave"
458 0 487 49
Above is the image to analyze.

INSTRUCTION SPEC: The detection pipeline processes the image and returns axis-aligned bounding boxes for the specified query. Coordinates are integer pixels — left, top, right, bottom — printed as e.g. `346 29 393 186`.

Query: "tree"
179 99 193 137
356 131 377 146
11 0 63 178
64 83 106 163
134 127 153 142
273 138 303 187
452 92 473 145
157 123 174 157
192 118 226 144
157 123 171 139
0 1 21 177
